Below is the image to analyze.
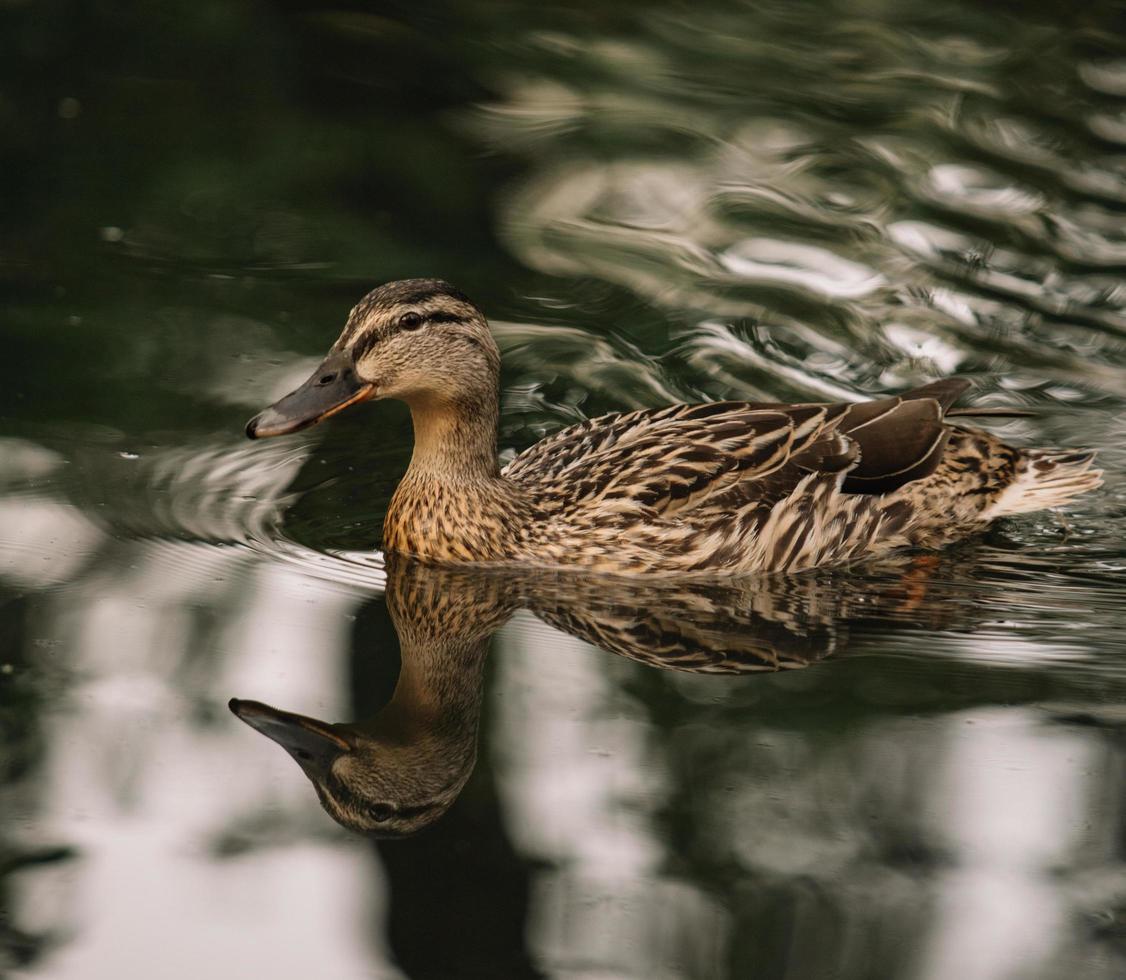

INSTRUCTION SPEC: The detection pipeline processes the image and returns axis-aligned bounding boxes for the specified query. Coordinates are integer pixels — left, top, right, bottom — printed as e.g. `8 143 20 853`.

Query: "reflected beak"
245 349 375 439
229 698 353 775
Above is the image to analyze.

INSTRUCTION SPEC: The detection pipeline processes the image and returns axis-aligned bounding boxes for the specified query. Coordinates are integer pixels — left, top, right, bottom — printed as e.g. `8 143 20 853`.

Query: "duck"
230 551 965 836
245 278 1102 575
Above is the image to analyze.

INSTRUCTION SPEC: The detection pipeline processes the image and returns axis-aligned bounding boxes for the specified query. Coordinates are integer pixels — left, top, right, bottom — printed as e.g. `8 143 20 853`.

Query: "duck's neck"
385 390 525 560
404 392 500 483
356 631 491 746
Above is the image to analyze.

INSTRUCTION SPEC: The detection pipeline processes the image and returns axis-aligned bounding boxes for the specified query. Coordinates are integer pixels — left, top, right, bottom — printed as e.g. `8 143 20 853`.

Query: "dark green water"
3 1 1126 977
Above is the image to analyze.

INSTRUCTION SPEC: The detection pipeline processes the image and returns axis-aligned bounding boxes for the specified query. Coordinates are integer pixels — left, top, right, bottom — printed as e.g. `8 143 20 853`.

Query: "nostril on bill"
318 373 336 385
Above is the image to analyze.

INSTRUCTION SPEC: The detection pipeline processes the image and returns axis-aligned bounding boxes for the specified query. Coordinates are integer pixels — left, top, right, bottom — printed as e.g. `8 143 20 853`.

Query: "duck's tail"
984 448 1103 518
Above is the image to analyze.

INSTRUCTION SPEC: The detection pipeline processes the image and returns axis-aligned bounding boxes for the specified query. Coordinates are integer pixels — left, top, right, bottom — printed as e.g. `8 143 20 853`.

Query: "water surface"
3 1 1126 977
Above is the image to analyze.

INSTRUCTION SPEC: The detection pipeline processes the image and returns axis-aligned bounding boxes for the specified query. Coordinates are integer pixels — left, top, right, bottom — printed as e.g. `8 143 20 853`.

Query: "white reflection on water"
917 709 1093 980
0 487 396 977
921 164 1045 217
720 240 886 300
0 495 101 588
492 611 729 977
493 612 664 871
24 842 385 980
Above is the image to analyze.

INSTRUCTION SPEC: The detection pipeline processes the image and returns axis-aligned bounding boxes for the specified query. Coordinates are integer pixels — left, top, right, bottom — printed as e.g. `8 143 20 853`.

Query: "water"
3 0 1126 976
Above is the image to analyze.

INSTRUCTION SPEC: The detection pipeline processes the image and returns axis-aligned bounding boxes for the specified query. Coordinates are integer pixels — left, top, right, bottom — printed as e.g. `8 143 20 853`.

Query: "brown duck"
246 279 1101 575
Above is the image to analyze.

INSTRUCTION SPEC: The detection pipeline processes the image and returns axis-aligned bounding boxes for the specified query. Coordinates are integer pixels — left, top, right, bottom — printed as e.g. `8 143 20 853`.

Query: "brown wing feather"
834 379 975 495
505 402 848 518
504 378 975 525
840 398 951 495
503 406 670 486
504 400 826 485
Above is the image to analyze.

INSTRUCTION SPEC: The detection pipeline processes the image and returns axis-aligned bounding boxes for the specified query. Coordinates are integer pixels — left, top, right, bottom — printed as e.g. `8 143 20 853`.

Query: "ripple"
102 438 312 547
480 6 1126 411
1079 59 1126 97
719 239 887 300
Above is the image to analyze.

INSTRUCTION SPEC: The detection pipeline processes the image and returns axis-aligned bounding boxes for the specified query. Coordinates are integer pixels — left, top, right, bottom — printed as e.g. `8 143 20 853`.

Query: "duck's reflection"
230 562 510 837
230 554 937 837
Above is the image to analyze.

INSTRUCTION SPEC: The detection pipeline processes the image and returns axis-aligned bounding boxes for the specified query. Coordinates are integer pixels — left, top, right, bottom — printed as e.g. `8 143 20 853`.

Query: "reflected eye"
399 312 424 331
367 803 395 823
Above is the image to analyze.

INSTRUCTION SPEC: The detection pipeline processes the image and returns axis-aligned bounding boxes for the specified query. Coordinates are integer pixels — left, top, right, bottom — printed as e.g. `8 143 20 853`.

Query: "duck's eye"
367 803 395 823
399 312 424 331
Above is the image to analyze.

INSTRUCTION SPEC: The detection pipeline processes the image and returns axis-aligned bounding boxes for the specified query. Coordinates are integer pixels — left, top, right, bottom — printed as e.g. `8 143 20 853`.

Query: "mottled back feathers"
491 376 1099 574
503 382 955 525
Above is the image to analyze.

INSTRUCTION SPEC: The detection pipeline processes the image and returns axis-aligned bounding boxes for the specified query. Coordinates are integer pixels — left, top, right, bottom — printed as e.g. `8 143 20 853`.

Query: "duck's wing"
503 401 850 518
835 379 968 495
503 379 972 519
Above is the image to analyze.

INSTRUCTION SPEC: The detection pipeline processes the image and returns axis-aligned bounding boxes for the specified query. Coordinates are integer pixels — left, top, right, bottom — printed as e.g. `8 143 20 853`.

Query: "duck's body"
247 279 1101 575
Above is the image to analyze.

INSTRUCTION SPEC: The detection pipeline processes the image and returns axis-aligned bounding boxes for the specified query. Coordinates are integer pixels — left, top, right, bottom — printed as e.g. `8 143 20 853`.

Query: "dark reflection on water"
3 0 1126 977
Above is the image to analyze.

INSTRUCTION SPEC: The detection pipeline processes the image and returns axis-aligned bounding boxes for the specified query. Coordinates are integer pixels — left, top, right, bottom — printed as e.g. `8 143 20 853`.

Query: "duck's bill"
245 350 374 439
229 698 353 775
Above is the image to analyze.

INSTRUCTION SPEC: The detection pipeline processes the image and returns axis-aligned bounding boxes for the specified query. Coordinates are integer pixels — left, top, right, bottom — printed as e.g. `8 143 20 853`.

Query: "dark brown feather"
944 407 1038 419
841 399 951 494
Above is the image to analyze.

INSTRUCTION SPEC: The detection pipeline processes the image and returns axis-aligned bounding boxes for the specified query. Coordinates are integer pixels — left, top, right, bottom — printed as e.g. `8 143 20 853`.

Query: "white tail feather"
983 449 1102 519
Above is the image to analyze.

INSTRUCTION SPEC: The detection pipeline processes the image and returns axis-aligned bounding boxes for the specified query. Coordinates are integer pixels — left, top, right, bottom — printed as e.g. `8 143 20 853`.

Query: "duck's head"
246 278 499 439
229 697 471 837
